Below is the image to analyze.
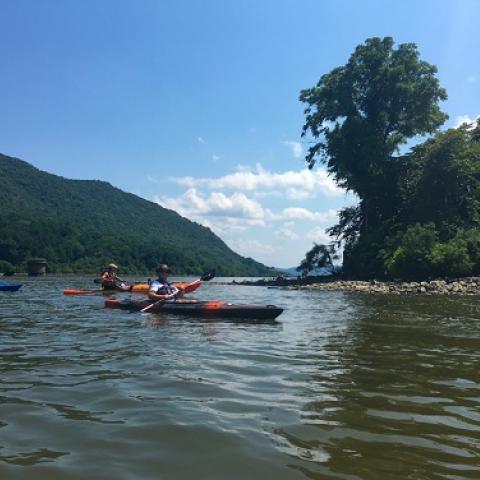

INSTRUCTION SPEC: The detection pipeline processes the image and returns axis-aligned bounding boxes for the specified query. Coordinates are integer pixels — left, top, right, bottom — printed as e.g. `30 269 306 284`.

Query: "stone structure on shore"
27 258 48 276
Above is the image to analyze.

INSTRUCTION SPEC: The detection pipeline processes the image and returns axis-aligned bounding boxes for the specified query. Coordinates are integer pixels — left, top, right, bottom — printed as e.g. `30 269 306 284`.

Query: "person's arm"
148 283 179 301
148 281 169 301
148 291 172 301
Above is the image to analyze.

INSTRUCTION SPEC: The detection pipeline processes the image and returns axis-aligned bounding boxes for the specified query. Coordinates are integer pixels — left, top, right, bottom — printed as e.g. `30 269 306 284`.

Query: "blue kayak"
0 282 22 292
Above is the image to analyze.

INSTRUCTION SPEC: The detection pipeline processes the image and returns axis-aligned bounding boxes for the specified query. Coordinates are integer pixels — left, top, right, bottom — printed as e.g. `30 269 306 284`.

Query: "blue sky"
1 0 479 266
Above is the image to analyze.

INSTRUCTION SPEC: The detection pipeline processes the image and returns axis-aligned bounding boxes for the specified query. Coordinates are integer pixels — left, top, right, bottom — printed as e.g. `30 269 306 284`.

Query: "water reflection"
1 278 480 479
279 294 480 479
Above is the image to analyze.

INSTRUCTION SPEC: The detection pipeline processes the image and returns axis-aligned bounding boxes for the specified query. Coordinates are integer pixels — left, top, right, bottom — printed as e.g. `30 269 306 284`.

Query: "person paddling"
101 264 129 291
148 264 183 301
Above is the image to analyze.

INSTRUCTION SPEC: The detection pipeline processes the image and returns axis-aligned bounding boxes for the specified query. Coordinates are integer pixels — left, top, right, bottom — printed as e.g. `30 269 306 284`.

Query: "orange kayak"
63 280 201 296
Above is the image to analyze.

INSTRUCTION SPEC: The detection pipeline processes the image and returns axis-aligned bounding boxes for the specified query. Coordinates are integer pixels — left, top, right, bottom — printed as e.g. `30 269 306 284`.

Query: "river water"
1 275 479 479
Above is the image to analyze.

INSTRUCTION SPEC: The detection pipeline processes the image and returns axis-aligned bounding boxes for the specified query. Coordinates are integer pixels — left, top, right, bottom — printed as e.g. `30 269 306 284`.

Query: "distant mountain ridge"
0 153 274 275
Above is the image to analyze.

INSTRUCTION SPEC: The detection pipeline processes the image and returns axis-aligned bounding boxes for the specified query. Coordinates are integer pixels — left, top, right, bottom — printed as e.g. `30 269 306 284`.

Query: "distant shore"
220 277 480 295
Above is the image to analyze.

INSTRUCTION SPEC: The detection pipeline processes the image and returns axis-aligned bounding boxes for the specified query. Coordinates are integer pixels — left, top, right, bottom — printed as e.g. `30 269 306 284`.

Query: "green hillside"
0 153 273 276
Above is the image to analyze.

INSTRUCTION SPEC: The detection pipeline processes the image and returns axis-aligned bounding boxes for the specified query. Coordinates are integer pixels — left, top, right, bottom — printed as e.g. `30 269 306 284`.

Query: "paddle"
93 278 128 286
140 270 215 313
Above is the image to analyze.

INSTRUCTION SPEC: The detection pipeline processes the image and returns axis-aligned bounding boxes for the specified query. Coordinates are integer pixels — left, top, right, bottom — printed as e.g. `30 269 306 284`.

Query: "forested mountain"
0 154 273 275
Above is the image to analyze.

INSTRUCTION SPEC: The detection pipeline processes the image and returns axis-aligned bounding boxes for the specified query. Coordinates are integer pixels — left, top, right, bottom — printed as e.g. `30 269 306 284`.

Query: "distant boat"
0 282 22 292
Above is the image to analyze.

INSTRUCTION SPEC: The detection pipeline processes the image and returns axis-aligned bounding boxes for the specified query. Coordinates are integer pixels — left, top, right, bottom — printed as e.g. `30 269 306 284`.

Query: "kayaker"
101 264 128 290
148 264 184 301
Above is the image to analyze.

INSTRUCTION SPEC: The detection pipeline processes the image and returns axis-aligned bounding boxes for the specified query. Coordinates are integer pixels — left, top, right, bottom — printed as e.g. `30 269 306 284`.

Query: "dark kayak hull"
105 298 283 320
0 284 22 292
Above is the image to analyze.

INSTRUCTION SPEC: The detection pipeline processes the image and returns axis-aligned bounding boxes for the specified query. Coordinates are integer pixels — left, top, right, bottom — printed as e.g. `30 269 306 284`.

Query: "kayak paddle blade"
200 270 215 282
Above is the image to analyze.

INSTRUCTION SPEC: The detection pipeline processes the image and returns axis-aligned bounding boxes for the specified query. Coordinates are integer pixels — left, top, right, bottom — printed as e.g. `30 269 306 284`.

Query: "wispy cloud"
454 114 480 129
212 154 221 162
466 75 477 84
197 136 206 144
147 175 158 184
170 164 343 199
226 238 276 256
275 226 299 240
280 207 338 222
282 140 303 158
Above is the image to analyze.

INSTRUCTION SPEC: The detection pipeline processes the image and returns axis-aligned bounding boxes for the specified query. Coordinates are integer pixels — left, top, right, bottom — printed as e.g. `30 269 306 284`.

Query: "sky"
1 0 479 267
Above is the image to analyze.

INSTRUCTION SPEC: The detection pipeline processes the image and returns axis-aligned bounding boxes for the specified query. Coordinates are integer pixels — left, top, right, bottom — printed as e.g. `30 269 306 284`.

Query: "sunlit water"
1 276 479 479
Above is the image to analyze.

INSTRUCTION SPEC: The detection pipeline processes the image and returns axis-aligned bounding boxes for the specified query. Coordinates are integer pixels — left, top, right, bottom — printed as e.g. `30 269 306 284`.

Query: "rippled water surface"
1 275 480 479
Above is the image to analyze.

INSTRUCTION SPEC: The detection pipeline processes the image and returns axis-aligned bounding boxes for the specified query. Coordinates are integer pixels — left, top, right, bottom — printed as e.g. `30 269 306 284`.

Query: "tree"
300 37 447 236
406 123 480 236
298 37 449 278
297 243 339 274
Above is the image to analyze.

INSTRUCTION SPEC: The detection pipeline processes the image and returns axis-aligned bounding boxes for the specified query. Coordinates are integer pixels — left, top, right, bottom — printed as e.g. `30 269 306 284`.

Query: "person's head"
108 263 118 272
156 264 170 280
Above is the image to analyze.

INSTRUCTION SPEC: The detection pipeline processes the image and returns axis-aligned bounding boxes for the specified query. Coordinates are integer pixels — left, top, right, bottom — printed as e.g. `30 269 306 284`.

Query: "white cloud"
283 140 303 158
212 154 221 162
467 75 477 84
281 207 338 222
171 164 343 199
453 114 480 129
197 136 206 144
156 188 266 221
306 227 332 244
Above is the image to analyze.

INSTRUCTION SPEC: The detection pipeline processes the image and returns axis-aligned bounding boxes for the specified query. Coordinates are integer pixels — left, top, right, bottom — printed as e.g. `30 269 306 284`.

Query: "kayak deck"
105 298 283 321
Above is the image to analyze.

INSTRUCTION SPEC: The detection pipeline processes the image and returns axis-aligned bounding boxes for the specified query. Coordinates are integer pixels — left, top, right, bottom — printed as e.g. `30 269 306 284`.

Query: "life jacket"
101 271 118 289
149 278 177 297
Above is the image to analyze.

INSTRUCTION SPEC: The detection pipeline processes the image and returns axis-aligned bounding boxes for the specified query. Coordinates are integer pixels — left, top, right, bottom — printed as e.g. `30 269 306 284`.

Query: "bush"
0 260 15 275
381 224 438 280
430 240 473 277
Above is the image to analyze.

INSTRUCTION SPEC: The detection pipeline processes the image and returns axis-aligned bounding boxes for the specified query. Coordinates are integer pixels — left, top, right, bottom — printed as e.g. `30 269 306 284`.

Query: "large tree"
300 37 447 236
299 37 449 278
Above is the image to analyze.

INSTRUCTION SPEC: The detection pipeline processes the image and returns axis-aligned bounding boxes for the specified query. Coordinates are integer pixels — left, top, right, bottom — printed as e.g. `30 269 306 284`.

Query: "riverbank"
223 277 480 295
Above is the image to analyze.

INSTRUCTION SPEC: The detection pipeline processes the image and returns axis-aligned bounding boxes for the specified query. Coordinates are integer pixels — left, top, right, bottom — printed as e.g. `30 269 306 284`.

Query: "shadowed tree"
297 243 339 274
300 37 447 230
299 37 448 277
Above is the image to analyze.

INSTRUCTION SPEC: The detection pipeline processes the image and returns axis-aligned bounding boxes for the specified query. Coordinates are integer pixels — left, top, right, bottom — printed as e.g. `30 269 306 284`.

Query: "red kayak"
105 298 283 320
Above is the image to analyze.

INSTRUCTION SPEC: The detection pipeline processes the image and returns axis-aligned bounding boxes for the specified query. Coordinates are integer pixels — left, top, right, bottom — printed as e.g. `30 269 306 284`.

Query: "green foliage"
299 37 480 280
381 226 479 280
380 224 439 280
0 260 15 275
0 154 273 276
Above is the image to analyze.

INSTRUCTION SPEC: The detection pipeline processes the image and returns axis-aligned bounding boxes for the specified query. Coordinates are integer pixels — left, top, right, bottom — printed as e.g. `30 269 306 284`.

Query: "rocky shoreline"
224 277 480 295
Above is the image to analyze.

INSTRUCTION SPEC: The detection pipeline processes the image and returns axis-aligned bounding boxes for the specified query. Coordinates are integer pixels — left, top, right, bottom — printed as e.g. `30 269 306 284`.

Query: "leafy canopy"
296 37 480 280
300 36 447 199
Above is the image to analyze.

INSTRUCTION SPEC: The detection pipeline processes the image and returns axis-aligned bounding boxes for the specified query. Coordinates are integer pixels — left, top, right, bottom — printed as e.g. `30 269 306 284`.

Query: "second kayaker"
101 263 129 291
148 264 184 301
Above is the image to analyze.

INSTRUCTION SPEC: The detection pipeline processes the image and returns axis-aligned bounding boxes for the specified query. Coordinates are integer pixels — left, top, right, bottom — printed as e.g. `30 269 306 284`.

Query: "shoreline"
221 277 480 295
